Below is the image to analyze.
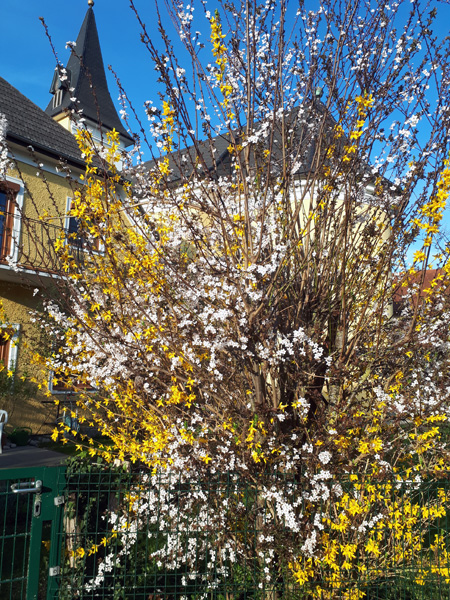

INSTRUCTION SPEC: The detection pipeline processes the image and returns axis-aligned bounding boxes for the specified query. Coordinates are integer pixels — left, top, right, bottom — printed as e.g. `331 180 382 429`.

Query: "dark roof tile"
0 76 83 166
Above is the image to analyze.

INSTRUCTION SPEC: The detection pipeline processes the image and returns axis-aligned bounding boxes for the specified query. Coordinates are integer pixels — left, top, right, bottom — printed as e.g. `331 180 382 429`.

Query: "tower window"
52 89 63 109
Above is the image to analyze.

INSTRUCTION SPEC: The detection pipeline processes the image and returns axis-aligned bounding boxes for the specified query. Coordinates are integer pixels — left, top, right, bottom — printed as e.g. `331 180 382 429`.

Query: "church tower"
45 0 133 153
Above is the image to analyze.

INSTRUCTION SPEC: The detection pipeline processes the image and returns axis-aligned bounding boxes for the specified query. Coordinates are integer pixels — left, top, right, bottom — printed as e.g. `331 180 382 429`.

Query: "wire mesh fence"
0 471 33 600
56 464 450 600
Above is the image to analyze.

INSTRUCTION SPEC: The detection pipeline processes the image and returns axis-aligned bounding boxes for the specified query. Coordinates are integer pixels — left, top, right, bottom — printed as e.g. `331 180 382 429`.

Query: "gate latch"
49 566 61 577
34 493 42 518
11 480 42 494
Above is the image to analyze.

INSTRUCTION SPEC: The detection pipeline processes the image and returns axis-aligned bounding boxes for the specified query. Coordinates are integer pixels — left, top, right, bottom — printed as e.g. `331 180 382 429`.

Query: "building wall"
0 155 76 433
13 159 72 220
0 281 56 432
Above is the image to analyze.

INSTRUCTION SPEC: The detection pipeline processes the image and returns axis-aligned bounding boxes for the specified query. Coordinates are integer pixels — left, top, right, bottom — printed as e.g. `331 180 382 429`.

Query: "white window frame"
52 89 63 109
0 324 20 372
48 371 76 395
64 196 77 246
1 175 24 264
71 122 127 171
48 370 98 395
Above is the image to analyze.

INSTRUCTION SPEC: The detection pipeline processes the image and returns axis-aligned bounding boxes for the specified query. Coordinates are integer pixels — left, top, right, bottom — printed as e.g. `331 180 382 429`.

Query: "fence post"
45 465 66 600
25 502 43 600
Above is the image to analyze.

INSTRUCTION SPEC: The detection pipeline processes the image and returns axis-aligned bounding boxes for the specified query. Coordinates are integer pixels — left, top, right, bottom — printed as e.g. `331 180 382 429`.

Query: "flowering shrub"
30 0 450 594
61 466 450 599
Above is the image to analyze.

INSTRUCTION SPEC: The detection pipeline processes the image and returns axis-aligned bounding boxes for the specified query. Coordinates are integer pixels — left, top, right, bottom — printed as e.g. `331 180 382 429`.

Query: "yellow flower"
413 250 427 262
341 543 357 560
358 440 370 454
365 538 380 556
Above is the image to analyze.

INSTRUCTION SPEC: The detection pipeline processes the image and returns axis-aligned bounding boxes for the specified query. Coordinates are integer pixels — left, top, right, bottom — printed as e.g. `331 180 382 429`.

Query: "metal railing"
0 211 86 274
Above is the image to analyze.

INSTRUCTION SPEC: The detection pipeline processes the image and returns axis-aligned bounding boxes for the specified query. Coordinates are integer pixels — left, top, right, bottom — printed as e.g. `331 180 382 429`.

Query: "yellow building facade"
0 3 132 434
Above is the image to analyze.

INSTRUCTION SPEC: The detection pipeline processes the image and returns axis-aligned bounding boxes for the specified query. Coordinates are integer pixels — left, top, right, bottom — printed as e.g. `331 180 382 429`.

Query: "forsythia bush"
30 0 450 595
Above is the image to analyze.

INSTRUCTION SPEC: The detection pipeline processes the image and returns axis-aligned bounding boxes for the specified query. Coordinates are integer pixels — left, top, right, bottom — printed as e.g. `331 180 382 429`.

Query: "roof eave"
6 134 85 170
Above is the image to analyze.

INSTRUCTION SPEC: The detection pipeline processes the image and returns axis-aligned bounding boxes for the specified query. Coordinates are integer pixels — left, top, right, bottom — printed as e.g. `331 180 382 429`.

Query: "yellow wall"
0 282 56 432
0 157 77 433
52 113 72 133
11 160 72 219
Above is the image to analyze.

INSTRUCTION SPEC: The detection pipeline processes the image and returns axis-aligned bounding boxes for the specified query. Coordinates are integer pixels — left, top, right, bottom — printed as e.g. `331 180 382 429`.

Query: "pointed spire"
45 5 133 145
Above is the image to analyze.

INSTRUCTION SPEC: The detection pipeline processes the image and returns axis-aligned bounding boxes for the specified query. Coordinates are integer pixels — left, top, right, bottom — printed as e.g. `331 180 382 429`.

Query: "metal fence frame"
0 466 65 600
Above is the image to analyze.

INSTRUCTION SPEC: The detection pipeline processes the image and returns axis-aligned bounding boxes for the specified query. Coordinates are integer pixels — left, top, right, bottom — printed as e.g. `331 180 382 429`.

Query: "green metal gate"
0 466 66 600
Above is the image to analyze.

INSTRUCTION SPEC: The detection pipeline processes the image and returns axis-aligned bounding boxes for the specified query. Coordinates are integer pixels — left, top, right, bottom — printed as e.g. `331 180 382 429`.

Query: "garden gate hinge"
54 495 65 506
49 566 61 577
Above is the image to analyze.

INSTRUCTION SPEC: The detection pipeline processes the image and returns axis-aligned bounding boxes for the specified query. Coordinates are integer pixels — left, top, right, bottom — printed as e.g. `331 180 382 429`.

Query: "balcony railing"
0 211 87 274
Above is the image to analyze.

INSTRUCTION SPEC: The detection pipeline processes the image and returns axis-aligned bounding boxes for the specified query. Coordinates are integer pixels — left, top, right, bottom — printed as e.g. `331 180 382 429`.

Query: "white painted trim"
6 175 24 264
1 175 24 265
1 324 20 372
47 371 78 395
64 196 72 236
48 370 98 395
0 261 58 281
8 146 84 181
52 89 63 109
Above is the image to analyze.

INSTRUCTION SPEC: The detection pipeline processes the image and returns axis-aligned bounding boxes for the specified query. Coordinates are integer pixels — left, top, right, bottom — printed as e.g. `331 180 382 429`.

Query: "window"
0 325 19 373
0 331 9 368
66 205 82 248
48 370 71 394
49 66 70 111
0 181 19 260
48 371 97 394
52 89 63 109
0 177 24 264
64 197 102 253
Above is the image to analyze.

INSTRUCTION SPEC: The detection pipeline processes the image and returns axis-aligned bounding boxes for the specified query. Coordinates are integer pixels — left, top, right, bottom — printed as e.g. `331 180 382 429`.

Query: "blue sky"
2 0 450 253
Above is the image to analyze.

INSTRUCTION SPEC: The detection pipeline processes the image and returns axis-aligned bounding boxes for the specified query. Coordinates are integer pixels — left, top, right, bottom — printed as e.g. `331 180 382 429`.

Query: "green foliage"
363 577 450 600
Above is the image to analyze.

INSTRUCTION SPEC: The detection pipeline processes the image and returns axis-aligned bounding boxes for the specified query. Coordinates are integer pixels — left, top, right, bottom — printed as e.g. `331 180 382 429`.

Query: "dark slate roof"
0 76 83 166
156 133 233 183
144 103 332 184
45 7 133 145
